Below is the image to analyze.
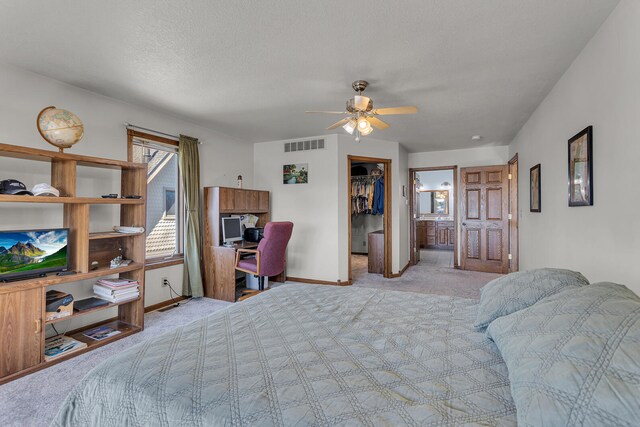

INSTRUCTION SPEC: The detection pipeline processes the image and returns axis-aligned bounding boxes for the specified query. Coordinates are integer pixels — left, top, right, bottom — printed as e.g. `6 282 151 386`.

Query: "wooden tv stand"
0 143 147 384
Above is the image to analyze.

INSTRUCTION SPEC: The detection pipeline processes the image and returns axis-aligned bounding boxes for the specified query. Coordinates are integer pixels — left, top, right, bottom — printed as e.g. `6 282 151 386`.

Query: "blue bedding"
53 284 516 426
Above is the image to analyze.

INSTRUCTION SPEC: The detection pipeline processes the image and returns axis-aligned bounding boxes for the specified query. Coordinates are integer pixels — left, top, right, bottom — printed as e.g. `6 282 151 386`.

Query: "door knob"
462 222 467 226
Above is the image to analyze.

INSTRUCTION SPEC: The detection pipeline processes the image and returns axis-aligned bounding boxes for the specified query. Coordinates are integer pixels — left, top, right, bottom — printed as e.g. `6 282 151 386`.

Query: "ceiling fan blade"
367 116 389 130
371 106 418 115
326 117 351 130
305 111 348 114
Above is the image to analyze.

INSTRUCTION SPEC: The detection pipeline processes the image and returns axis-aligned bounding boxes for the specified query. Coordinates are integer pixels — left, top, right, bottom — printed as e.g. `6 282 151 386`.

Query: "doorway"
348 156 392 283
409 166 459 269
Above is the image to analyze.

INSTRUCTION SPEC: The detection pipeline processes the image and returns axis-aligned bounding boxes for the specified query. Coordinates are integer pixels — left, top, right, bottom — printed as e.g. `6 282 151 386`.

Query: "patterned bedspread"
53 284 516 426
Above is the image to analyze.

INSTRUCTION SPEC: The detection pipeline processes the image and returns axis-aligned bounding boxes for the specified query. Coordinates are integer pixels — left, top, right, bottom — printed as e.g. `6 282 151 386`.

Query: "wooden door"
460 165 510 273
234 190 248 211
0 288 42 377
412 175 421 263
258 191 269 212
438 228 448 246
448 226 455 247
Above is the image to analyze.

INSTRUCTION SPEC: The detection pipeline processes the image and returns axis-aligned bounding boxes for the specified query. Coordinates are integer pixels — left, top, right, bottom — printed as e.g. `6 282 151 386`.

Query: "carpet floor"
350 254 501 299
0 298 231 427
1 260 501 426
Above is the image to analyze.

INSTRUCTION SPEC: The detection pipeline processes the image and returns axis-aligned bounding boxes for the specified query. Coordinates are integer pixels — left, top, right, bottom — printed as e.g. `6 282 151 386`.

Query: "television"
221 216 243 245
0 228 69 282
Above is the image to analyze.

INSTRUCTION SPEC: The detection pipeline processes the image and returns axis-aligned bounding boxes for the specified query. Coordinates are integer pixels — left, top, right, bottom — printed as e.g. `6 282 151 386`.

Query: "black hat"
0 179 33 196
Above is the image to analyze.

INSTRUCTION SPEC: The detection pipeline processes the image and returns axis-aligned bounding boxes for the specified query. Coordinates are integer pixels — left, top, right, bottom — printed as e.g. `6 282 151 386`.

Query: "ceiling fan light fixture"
355 117 373 137
343 119 357 135
360 126 373 136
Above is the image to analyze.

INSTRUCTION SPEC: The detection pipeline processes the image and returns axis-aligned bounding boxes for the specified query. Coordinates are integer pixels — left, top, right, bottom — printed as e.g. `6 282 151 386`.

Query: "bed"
53 284 516 426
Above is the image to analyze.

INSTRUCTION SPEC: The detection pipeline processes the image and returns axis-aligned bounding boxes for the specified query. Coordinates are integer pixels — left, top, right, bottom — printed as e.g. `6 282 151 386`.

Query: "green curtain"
179 135 204 297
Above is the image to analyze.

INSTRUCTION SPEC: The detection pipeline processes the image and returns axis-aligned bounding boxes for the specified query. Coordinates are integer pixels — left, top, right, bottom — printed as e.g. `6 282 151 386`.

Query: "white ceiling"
0 0 619 152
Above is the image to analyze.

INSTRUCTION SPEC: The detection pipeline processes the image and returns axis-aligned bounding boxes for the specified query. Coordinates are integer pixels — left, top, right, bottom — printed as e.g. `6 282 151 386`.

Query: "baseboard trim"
145 296 188 313
390 261 411 278
286 276 352 286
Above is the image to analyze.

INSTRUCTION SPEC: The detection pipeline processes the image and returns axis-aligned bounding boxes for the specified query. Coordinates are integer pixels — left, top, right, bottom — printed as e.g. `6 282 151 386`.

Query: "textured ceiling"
0 0 619 152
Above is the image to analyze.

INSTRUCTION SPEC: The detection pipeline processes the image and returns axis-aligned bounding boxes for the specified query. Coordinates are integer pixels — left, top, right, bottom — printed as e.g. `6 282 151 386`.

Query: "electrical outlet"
162 277 169 287
362 241 366 247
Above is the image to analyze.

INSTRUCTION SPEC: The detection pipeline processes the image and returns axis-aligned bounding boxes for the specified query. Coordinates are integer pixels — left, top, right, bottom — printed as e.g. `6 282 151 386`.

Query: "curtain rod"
124 123 204 144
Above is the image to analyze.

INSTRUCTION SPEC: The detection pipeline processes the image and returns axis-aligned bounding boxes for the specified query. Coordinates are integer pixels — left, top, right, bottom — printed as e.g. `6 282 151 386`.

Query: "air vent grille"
284 138 325 153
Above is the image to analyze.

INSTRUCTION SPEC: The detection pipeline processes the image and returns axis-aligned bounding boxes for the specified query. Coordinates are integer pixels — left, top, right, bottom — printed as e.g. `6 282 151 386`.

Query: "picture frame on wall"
283 163 308 184
530 163 541 212
568 126 593 206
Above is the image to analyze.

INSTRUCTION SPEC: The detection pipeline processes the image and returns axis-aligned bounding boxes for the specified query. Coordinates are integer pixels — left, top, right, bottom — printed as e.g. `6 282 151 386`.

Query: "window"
128 131 182 262
164 188 176 218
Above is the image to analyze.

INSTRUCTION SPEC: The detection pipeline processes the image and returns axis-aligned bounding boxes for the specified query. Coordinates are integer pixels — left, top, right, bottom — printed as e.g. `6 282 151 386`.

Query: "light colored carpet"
0 298 231 427
351 254 501 299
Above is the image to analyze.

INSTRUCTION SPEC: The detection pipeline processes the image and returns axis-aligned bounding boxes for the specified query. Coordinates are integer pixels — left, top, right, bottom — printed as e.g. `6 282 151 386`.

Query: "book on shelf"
93 286 139 303
96 278 139 289
82 325 122 341
94 283 139 294
44 335 87 361
94 279 139 297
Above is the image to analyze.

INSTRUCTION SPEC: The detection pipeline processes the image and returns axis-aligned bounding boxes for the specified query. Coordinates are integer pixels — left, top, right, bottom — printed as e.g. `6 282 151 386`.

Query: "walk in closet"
350 163 385 275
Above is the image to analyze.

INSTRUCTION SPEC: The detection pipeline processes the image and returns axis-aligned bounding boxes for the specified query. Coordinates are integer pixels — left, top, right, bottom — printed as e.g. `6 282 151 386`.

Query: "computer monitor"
221 216 243 245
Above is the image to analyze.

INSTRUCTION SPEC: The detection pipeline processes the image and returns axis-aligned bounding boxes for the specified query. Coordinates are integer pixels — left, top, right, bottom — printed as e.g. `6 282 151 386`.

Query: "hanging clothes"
372 176 384 215
351 176 377 215
351 175 384 215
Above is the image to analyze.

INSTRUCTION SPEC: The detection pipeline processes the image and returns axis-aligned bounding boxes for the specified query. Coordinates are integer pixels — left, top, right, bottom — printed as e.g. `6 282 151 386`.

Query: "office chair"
235 221 293 300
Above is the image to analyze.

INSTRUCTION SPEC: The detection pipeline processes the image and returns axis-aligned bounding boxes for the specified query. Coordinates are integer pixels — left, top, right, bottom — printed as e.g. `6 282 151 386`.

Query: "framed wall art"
530 163 541 212
568 126 593 206
283 163 308 184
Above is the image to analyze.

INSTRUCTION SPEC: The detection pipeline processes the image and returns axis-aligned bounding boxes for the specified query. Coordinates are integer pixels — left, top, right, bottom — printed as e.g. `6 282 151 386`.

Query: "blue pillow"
474 268 589 329
487 282 640 426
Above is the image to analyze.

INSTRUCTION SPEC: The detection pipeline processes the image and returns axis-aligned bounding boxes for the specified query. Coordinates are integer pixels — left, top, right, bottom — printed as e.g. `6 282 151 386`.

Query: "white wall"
408 146 510 169
508 0 640 293
253 135 340 282
253 134 409 282
337 135 409 278
0 62 253 331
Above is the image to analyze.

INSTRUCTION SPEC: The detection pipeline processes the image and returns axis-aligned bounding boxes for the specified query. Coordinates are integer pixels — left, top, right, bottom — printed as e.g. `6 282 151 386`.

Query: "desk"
204 241 285 302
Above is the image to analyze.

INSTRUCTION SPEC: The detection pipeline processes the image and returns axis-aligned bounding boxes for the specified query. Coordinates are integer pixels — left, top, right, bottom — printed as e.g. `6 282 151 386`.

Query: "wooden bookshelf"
0 143 147 385
45 297 142 325
0 195 144 204
89 231 145 240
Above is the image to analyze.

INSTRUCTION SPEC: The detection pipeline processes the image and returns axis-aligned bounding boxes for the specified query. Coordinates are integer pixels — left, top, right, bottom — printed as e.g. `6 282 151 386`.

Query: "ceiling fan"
306 80 418 142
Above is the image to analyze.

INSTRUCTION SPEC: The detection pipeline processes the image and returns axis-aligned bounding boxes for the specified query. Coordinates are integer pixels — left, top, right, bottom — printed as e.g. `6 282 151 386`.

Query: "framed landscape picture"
530 163 541 212
568 126 593 206
283 163 308 184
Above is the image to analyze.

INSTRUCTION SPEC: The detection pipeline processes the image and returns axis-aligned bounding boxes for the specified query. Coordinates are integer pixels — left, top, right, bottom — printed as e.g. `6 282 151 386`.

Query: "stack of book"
94 278 140 303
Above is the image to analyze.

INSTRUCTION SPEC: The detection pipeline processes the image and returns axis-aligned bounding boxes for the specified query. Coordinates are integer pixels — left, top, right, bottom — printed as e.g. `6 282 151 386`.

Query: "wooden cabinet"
417 220 454 250
0 288 42 377
203 187 272 301
368 230 384 274
218 187 270 214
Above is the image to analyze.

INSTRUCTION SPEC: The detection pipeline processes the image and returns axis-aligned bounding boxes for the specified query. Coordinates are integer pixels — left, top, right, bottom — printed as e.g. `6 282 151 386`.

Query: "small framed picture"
283 163 308 184
568 126 593 206
530 164 541 212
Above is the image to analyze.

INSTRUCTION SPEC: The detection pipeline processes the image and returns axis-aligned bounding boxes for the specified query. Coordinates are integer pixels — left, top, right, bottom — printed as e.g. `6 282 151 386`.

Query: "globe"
37 106 84 152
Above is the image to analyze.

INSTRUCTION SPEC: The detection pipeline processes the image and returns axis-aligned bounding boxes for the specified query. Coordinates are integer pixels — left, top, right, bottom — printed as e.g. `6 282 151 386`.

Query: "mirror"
419 190 449 215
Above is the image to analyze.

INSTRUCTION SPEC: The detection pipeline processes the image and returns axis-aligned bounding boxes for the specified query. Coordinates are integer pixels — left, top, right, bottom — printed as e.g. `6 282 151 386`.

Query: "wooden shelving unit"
45 297 142 325
0 143 147 385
